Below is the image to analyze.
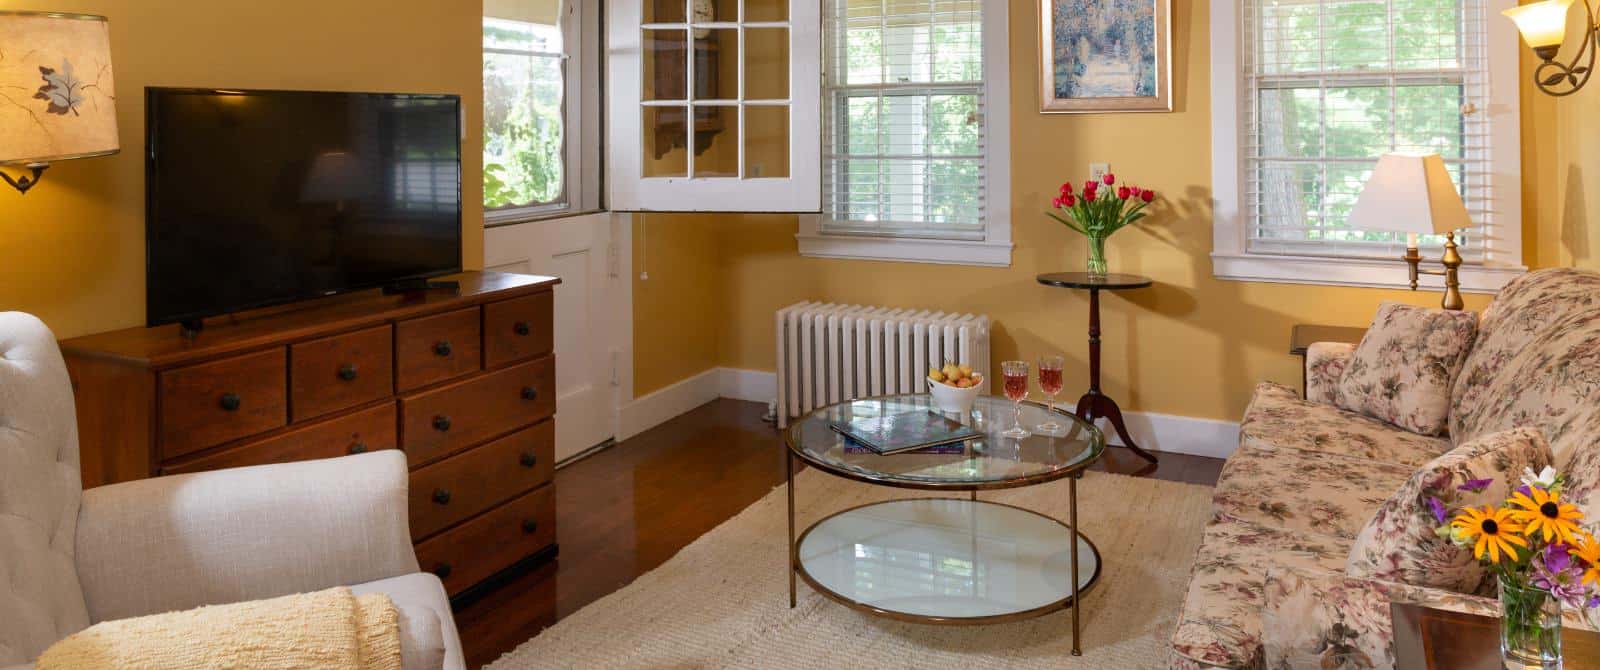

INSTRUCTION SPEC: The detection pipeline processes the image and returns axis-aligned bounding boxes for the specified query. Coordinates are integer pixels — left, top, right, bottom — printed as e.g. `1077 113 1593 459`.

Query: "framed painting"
1038 0 1171 113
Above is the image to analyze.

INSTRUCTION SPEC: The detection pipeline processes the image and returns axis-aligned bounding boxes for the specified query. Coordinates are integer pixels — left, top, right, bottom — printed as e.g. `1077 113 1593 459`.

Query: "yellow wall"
0 0 483 339
633 0 1574 422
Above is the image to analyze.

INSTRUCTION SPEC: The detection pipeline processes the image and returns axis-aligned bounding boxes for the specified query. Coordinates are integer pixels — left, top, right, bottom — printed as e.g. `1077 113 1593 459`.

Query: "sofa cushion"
1305 342 1355 407
1212 444 1414 541
1169 518 1349 669
1451 268 1600 464
1334 302 1477 436
1563 425 1600 538
1241 383 1450 467
1345 427 1553 595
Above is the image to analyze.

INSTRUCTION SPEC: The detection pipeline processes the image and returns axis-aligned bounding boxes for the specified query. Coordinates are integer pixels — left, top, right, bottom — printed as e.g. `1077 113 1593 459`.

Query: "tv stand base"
383 278 461 295
178 319 205 339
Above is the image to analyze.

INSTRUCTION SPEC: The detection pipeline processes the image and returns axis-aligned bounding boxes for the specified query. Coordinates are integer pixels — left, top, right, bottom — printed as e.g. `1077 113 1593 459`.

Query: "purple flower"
1589 595 1600 609
1457 478 1494 493
1515 484 1533 498
1427 497 1449 524
1532 544 1590 609
1545 544 1573 574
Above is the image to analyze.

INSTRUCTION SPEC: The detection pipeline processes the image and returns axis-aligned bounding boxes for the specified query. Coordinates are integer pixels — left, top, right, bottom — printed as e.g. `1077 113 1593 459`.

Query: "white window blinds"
1244 0 1496 261
821 0 987 240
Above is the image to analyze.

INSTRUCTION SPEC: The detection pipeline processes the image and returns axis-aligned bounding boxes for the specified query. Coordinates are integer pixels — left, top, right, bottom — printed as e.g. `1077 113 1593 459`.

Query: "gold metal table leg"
1070 473 1082 656
787 450 796 608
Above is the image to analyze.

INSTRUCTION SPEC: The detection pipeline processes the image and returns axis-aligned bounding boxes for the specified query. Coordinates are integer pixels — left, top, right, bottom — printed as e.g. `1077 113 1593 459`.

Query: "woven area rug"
487 468 1212 669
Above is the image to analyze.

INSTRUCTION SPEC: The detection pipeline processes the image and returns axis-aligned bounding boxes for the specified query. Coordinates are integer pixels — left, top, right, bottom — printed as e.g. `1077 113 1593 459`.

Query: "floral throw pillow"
1346 427 1553 594
1336 302 1478 436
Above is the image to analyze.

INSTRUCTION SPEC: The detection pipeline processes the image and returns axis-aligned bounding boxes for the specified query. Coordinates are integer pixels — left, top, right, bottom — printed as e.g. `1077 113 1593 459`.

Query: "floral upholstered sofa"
1168 268 1600 669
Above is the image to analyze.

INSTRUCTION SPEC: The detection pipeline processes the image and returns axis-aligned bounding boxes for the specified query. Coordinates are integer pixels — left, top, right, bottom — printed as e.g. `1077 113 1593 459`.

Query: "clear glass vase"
1500 576 1563 669
1085 233 1108 278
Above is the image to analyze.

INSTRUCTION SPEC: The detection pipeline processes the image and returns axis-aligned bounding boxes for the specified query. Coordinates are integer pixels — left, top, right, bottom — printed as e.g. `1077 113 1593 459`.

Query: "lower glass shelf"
795 498 1100 624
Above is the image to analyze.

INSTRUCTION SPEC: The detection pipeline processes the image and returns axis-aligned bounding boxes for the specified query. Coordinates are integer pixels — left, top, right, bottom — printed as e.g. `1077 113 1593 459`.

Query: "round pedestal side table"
1035 272 1158 464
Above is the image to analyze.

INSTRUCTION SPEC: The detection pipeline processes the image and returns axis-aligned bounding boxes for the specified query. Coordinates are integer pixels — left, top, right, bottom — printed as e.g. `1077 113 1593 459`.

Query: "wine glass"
1001 360 1031 439
1036 354 1066 436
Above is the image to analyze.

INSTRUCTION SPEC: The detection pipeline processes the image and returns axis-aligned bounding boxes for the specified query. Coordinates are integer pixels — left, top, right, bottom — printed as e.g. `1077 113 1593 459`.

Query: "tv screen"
145 87 463 327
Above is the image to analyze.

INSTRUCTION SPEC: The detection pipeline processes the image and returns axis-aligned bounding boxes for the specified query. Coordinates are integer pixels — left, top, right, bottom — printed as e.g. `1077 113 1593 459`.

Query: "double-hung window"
796 0 1012 267
484 0 601 224
1210 0 1525 290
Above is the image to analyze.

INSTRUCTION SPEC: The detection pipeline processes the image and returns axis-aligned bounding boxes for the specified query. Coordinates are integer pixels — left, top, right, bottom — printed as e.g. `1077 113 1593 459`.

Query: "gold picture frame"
1038 0 1172 114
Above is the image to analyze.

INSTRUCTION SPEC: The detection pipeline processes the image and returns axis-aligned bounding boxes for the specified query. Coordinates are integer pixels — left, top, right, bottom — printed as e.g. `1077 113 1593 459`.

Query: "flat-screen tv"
145 87 463 328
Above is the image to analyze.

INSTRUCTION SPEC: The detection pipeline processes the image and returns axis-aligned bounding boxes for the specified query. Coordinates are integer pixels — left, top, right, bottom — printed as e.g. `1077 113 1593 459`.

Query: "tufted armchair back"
0 313 91 665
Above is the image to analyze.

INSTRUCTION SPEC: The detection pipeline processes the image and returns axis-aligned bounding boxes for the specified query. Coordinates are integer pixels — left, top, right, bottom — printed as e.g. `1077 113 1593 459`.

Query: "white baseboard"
629 367 1241 460
617 368 722 442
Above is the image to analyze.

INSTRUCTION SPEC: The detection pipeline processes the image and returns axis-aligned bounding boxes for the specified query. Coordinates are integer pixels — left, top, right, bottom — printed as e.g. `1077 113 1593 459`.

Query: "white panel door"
485 212 623 461
607 0 820 212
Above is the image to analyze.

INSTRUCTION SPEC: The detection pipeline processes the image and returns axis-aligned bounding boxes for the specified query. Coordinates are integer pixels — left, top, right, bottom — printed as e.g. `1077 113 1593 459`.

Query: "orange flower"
1451 506 1528 563
1508 486 1585 545
1572 534 1600 588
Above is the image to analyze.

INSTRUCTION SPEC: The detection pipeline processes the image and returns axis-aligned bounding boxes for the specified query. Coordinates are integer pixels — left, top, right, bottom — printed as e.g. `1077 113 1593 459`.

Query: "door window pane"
484 17 565 209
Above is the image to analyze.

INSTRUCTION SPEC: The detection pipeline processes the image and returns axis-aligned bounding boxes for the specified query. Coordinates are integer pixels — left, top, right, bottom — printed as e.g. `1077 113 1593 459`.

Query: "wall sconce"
0 11 120 194
1506 0 1598 96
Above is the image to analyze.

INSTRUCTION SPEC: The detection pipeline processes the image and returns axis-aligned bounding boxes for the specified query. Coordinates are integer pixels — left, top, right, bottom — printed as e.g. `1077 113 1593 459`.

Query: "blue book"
830 410 981 455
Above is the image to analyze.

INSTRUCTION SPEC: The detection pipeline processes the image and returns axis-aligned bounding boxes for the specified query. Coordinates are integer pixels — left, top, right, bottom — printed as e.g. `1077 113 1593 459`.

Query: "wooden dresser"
59 271 561 598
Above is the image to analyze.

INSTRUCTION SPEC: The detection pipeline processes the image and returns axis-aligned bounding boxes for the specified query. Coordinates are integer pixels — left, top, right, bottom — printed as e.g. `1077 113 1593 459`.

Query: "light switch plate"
1089 163 1111 180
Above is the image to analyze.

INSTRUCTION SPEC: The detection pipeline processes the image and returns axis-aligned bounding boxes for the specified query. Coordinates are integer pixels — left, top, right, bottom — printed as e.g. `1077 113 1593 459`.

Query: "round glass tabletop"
785 394 1105 490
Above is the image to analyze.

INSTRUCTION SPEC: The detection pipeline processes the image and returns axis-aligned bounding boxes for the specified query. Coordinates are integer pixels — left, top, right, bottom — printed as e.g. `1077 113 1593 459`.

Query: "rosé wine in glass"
1036 355 1066 436
1000 361 1031 438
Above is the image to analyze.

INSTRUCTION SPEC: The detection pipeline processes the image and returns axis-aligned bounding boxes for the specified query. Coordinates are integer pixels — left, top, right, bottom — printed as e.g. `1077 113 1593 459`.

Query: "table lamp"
1347 152 1473 311
0 11 119 194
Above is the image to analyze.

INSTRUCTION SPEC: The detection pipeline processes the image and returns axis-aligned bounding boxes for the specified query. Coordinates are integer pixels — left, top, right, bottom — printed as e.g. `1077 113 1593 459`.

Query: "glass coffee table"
784 394 1105 655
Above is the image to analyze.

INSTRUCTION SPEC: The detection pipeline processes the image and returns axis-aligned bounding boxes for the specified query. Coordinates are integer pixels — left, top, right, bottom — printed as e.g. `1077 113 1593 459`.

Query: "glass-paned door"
608 0 820 212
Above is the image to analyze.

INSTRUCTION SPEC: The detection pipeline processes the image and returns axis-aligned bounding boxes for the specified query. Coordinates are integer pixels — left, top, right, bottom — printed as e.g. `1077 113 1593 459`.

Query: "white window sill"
796 233 1013 267
1211 252 1526 294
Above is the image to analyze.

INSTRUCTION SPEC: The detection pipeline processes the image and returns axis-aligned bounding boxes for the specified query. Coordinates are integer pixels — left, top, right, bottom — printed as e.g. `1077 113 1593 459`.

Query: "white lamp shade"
1347 153 1472 237
1504 0 1576 49
0 12 119 165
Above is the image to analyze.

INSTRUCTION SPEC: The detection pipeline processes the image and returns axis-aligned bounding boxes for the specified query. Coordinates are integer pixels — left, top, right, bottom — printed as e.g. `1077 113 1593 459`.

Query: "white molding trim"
637 368 1242 460
1208 0 1526 288
795 228 1014 267
617 368 722 442
1212 252 1526 294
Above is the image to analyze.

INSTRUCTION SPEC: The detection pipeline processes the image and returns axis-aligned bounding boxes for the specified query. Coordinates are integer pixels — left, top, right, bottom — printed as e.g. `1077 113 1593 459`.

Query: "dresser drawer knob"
219 393 241 412
337 364 359 381
433 340 453 357
432 415 452 432
432 488 452 505
521 386 538 401
519 452 537 468
431 562 451 579
349 442 368 454
514 321 531 336
522 519 538 534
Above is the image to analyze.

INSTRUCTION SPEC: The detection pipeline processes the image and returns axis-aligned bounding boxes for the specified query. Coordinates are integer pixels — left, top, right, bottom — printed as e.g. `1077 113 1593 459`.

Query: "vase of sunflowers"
1048 173 1154 279
1440 466 1600 669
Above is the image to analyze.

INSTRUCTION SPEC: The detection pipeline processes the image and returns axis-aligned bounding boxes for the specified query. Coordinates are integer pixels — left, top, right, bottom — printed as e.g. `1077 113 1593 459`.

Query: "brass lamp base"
1403 231 1465 311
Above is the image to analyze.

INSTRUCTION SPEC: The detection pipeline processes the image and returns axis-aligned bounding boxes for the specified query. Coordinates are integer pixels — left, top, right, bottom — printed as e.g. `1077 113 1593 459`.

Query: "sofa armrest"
75 451 420 624
1305 342 1356 406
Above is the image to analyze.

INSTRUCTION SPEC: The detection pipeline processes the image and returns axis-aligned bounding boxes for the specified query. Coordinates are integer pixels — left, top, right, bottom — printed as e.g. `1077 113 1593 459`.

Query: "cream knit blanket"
37 587 402 670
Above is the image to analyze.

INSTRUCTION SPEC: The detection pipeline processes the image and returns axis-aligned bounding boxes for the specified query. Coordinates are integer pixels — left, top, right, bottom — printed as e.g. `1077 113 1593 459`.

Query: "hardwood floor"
453 398 1225 668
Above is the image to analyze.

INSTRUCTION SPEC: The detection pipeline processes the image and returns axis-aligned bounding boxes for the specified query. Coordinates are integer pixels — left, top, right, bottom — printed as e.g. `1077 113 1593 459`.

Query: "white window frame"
485 0 604 228
795 0 1011 267
1209 0 1526 292
606 0 822 212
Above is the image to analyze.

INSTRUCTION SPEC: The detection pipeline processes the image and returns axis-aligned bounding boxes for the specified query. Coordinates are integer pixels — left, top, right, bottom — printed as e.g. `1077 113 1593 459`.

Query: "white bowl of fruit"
928 363 983 415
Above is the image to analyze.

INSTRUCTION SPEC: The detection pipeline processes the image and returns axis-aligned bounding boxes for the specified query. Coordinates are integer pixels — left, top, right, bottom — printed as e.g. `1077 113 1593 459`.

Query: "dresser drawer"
395 307 481 391
483 292 554 369
290 325 395 422
162 403 397 475
159 349 288 459
409 420 554 540
399 356 555 466
415 485 555 595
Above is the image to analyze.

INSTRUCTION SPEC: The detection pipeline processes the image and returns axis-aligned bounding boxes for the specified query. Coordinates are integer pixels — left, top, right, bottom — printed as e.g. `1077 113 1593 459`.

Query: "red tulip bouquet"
1047 173 1154 277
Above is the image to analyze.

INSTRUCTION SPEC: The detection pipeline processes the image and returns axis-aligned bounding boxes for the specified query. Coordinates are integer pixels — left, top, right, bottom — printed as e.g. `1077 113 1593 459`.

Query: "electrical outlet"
1090 163 1111 180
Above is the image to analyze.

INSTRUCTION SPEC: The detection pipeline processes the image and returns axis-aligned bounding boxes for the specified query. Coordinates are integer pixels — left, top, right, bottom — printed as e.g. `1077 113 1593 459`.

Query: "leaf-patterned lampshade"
0 12 119 165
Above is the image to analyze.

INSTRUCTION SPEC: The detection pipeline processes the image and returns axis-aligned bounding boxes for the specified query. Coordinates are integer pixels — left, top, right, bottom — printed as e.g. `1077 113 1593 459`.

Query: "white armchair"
0 312 463 670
